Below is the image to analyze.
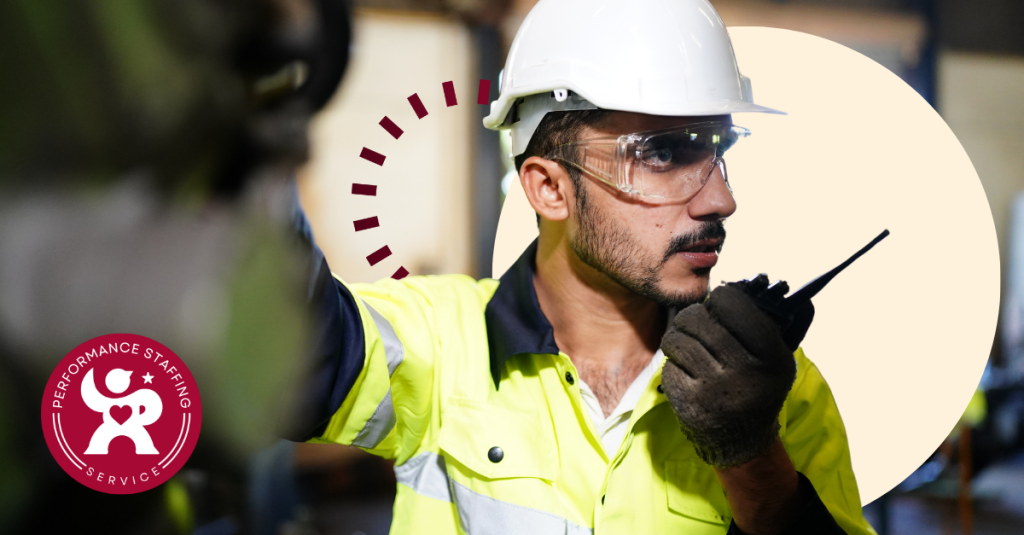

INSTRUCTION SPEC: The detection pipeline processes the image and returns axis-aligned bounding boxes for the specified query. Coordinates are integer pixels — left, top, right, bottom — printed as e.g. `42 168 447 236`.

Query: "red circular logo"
40 334 202 494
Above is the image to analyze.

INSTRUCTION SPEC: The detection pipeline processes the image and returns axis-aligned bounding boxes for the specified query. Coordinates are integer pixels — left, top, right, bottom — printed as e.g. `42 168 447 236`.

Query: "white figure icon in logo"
82 368 163 454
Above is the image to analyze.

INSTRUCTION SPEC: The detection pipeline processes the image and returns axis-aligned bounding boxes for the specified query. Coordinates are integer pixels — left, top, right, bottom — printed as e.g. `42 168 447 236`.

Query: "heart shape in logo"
110 405 132 425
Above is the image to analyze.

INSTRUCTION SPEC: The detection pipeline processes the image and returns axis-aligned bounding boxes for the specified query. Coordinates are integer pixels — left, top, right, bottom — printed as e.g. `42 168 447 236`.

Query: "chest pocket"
439 396 557 481
666 459 732 527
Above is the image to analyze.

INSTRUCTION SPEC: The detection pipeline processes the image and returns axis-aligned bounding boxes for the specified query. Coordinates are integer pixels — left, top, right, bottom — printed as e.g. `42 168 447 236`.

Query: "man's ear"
520 156 572 223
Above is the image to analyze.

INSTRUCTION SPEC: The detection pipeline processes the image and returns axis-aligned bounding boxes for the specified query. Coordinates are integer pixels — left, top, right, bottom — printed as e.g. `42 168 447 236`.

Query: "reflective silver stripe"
364 302 404 375
351 302 405 448
566 523 593 535
394 451 452 502
394 451 593 534
452 480 593 535
351 388 396 448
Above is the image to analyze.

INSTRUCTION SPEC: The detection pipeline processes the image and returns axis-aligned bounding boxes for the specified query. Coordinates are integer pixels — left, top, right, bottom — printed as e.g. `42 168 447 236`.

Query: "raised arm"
279 251 368 443
283 199 449 462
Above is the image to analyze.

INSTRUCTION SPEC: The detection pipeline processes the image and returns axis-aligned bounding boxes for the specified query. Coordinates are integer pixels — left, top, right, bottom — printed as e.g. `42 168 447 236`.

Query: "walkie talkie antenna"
778 229 890 315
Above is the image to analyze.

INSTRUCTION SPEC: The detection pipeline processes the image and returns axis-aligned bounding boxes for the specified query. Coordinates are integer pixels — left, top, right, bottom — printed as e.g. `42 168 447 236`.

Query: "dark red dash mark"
360 147 386 166
353 216 380 231
379 117 403 139
443 81 457 107
408 93 428 119
392 267 410 280
367 246 392 266
352 184 377 196
477 79 491 105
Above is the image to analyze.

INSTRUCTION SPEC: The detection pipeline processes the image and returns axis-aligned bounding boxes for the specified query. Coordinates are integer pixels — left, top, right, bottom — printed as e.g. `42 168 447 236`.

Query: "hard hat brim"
483 92 785 131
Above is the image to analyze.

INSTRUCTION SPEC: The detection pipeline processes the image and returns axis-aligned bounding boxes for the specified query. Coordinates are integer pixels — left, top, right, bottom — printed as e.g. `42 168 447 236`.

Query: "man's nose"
687 162 737 221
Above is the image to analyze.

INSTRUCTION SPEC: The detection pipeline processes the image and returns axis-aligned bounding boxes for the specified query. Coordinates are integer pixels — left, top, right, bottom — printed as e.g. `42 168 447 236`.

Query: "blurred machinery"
0 0 352 532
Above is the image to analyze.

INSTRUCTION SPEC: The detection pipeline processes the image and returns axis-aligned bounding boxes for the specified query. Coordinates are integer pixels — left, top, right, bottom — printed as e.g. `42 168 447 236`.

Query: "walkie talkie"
734 230 890 328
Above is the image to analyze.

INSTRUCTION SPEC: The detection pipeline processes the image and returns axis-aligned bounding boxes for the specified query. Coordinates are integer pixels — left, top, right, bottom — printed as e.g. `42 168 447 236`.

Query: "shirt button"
565 371 575 385
488 446 504 463
657 384 664 394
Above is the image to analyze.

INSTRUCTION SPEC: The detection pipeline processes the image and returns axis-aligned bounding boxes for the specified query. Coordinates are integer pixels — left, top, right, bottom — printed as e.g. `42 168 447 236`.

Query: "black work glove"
661 275 814 468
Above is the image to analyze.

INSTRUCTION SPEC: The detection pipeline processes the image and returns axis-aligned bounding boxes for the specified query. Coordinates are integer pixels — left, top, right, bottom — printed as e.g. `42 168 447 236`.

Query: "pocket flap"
666 460 732 525
439 397 557 481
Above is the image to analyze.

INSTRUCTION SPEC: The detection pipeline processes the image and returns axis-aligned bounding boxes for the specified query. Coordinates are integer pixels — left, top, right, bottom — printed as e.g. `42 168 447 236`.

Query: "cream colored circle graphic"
493 27 999 505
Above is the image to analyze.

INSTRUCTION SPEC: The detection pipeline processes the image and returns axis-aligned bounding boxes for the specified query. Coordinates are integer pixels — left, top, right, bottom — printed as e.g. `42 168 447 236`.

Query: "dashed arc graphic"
353 78 493 280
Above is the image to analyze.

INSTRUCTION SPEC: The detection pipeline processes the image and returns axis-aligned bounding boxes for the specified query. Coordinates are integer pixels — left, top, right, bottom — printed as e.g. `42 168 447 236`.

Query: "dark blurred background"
1 0 1023 534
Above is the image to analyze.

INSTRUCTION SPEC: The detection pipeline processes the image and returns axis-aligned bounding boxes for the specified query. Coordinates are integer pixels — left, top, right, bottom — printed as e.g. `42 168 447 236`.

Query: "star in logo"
142 372 154 384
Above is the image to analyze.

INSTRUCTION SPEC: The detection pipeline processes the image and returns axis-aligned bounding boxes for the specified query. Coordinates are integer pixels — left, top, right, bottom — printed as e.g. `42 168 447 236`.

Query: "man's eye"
646 148 673 164
643 146 706 167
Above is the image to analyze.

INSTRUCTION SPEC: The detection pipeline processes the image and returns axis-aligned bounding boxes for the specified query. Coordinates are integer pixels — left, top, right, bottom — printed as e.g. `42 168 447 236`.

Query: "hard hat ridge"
485 0 783 157
505 91 598 159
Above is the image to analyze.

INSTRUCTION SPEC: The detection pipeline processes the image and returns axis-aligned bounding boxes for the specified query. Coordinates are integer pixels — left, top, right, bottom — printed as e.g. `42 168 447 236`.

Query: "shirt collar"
578 349 665 427
485 239 559 388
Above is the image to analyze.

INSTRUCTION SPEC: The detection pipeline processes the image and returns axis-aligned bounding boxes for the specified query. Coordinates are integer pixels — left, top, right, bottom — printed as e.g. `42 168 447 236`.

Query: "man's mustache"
662 221 727 262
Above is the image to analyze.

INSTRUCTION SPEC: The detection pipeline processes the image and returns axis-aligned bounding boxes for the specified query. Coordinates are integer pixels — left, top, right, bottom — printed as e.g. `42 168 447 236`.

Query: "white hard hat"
484 0 783 157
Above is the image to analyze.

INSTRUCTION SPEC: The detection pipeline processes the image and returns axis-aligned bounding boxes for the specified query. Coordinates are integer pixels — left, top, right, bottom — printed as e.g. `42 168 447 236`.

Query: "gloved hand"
660 275 814 468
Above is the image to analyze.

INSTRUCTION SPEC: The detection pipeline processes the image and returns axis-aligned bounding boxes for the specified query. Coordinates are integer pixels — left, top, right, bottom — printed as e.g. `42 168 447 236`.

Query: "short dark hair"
514 108 612 225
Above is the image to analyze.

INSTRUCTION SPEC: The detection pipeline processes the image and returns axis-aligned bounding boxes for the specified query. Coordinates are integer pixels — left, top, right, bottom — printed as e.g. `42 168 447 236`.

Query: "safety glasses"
544 121 750 203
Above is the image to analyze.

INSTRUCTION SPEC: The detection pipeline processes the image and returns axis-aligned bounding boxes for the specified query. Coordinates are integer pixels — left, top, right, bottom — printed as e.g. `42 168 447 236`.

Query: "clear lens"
630 124 745 199
547 122 748 202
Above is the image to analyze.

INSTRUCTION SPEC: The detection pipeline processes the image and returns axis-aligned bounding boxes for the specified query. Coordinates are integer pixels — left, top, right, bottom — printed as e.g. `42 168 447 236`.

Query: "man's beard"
569 182 726 310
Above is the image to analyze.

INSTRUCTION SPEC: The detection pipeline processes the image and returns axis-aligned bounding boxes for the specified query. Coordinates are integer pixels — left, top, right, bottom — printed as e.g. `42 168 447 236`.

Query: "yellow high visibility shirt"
310 241 877 535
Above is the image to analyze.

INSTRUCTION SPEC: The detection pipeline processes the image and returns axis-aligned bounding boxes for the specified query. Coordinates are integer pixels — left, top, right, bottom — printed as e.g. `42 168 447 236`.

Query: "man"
294 0 876 533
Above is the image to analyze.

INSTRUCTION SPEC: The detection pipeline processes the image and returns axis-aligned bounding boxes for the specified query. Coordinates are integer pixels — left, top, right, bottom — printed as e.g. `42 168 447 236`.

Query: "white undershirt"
577 349 666 457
